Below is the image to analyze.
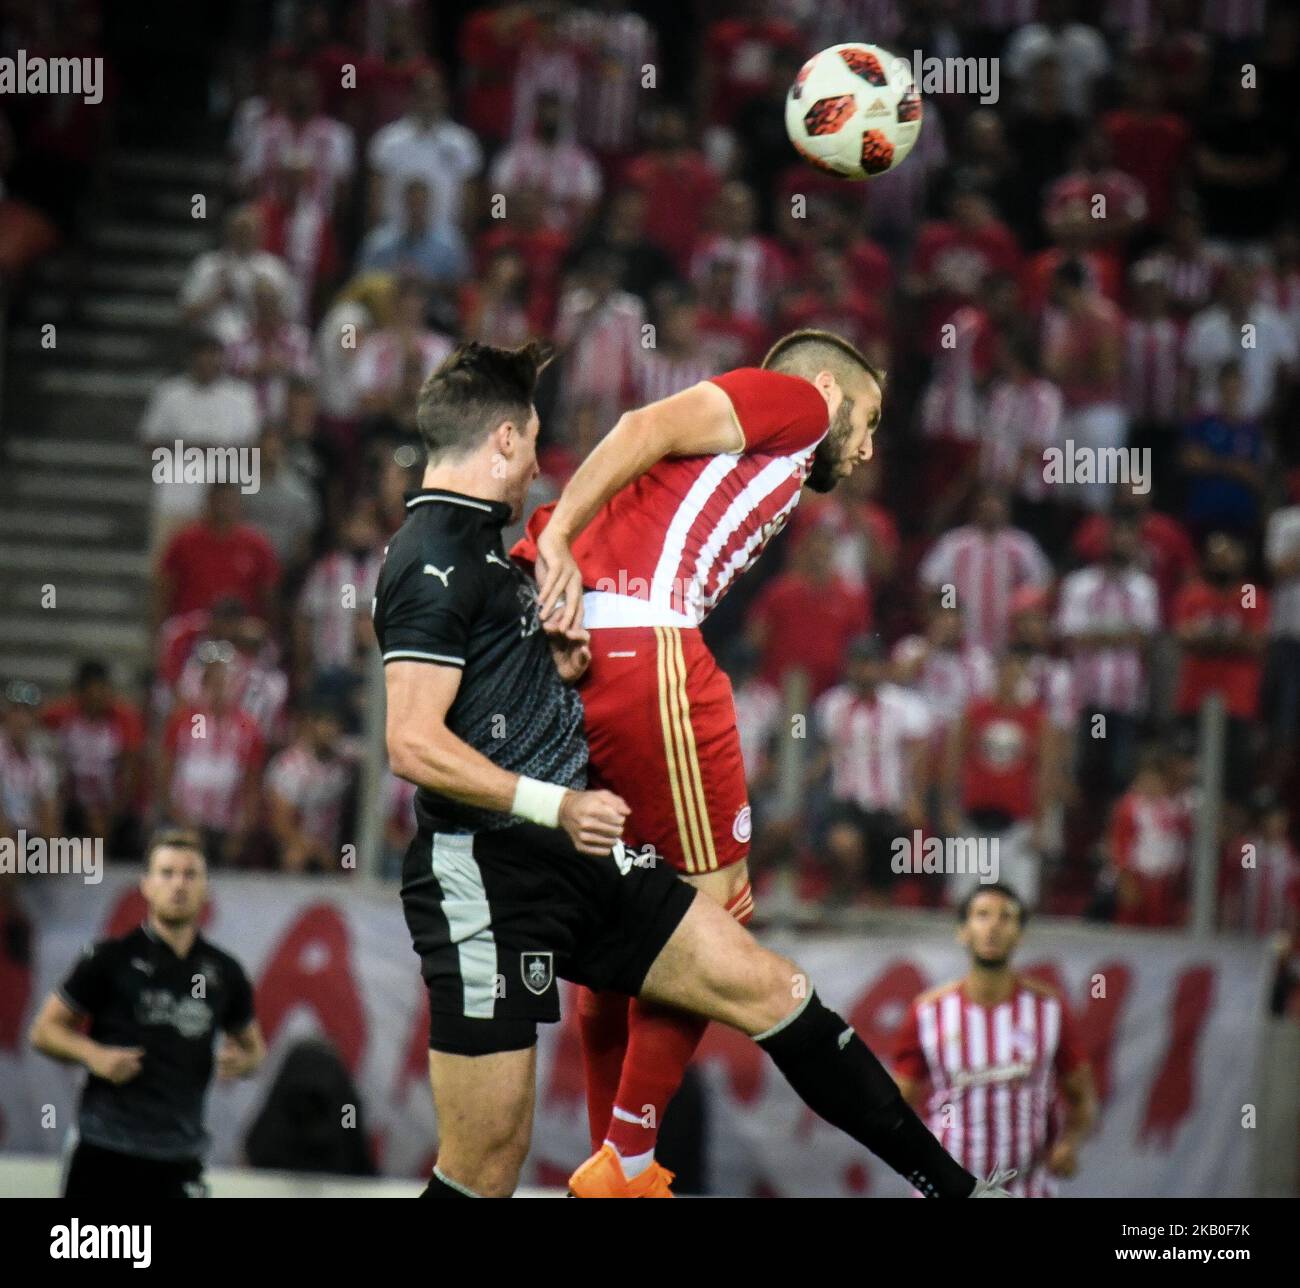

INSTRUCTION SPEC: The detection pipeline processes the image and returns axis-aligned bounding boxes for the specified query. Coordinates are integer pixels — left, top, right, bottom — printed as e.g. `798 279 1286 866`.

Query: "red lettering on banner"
847 959 931 1050
1139 965 1214 1146
697 1018 766 1103
393 985 430 1103
255 903 366 1073
541 984 588 1107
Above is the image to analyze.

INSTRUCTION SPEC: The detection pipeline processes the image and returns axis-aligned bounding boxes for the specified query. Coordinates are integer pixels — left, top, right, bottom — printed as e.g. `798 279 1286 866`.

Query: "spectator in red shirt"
622 105 721 272
42 660 145 857
699 10 804 127
907 175 1022 350
155 484 281 628
1043 127 1148 251
775 248 890 370
944 646 1057 909
747 525 869 700
1105 750 1191 928
1172 532 1269 798
1102 59 1190 230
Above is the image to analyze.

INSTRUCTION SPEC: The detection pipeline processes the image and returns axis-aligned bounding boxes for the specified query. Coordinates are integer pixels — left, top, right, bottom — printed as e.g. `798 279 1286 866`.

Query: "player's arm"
384 661 626 856
217 1020 265 1080
535 381 744 631
28 993 143 1083
1047 1064 1098 1178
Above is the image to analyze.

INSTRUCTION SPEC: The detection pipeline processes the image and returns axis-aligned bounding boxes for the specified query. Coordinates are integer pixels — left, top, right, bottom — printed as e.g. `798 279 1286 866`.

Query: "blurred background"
0 0 1297 1195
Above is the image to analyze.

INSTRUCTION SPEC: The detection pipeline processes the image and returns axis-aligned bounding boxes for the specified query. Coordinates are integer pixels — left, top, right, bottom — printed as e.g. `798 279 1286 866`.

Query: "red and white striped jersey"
519 368 829 627
1124 315 1183 425
689 235 789 323
919 525 1052 653
894 977 1086 1198
1022 653 1078 731
632 348 718 408
1150 249 1220 317
1224 833 1300 936
299 549 385 672
238 113 355 209
224 322 315 421
563 7 656 155
980 376 1063 502
1057 566 1160 715
354 330 454 402
265 743 354 852
919 305 990 443
0 733 58 831
163 707 264 832
892 637 995 739
813 683 930 811
42 699 144 814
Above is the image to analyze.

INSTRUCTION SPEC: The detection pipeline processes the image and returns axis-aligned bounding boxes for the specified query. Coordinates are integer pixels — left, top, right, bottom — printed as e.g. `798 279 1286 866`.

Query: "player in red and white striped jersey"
894 884 1097 1197
514 329 882 1196
919 488 1052 654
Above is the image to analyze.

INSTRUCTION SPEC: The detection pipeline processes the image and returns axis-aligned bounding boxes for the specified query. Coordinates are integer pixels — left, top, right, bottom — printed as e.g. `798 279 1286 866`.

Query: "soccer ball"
785 43 923 181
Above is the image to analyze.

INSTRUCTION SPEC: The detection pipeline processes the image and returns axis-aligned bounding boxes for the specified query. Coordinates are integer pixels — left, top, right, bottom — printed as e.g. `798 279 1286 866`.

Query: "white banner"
0 873 1274 1195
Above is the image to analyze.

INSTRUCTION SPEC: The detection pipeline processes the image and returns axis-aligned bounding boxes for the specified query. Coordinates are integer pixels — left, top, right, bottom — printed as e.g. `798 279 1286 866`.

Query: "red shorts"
579 625 750 875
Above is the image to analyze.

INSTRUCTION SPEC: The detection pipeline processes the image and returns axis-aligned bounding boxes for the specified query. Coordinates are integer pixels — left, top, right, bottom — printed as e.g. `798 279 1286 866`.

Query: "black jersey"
58 924 255 1162
372 488 587 834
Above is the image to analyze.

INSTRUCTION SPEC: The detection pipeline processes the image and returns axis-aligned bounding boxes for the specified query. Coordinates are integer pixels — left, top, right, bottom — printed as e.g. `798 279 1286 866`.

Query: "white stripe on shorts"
431 833 498 1019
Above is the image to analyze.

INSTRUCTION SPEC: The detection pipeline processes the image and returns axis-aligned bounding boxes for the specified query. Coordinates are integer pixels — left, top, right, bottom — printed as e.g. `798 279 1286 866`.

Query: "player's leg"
575 985 629 1151
598 861 751 1175
571 626 752 1194
640 891 986 1198
423 1044 537 1197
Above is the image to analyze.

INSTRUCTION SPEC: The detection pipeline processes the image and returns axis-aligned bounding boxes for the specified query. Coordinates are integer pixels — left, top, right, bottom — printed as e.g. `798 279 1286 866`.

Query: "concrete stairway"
0 150 228 693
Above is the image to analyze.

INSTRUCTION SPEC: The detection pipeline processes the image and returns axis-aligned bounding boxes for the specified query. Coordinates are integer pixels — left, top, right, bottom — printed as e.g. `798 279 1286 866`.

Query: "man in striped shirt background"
893 883 1097 1197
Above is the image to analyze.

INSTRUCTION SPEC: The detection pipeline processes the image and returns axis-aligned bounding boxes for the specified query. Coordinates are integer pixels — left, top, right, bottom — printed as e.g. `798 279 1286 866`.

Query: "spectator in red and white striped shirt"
1123 258 1184 503
1147 202 1222 320
353 276 454 416
631 285 717 407
813 635 930 902
158 660 264 867
42 660 145 855
919 488 1052 654
1221 794 1300 937
689 181 789 324
0 683 60 841
979 328 1065 550
223 276 315 422
893 883 1097 1197
265 703 355 873
294 504 385 684
1057 515 1161 797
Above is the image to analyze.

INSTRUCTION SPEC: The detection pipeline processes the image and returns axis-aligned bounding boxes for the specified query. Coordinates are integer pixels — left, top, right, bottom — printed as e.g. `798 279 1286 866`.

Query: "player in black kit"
376 340 1012 1199
29 830 265 1198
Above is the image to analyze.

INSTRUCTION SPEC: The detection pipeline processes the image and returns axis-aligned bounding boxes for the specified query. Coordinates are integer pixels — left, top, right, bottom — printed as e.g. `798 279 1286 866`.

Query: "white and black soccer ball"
784 43 923 181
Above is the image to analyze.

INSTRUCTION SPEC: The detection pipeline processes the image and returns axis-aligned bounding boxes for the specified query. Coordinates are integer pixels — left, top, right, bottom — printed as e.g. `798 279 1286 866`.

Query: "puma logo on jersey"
484 551 512 571
130 958 153 976
838 1027 854 1050
423 564 453 586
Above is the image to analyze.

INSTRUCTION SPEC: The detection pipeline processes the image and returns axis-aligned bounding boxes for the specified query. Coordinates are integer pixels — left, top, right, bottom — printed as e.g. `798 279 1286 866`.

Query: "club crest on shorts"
521 951 554 996
733 805 752 843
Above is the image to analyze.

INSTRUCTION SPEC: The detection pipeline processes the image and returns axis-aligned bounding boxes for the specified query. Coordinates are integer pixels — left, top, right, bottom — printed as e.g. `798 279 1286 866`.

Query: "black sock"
755 993 977 1198
420 1167 478 1198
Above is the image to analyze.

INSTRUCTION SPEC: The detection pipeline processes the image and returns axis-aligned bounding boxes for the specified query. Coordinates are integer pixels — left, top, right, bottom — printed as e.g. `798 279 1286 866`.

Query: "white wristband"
512 776 567 828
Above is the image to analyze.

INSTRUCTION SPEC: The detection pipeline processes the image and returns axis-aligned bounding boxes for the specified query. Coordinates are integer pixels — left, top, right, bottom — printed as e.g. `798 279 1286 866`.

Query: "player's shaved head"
761 328 885 397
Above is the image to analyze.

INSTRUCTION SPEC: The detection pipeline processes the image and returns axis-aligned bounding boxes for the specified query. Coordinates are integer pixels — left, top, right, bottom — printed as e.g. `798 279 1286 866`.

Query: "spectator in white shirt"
139 332 260 551
813 635 931 904
1183 261 1298 420
1004 0 1111 118
179 205 299 343
367 67 482 232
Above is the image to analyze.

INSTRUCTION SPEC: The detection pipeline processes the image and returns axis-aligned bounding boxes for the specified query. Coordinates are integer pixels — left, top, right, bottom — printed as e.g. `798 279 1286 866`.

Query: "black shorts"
64 1140 206 1199
400 822 696 1055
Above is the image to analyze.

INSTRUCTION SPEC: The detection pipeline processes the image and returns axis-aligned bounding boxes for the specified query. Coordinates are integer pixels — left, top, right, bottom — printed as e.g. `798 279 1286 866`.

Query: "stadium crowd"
1 0 1298 968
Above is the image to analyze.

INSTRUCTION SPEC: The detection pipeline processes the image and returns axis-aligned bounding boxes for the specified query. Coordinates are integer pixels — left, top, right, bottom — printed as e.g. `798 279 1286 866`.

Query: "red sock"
605 881 754 1162
576 986 630 1153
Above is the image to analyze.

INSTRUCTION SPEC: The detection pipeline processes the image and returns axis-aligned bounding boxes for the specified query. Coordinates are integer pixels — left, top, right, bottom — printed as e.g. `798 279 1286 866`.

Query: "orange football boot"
567 1144 676 1198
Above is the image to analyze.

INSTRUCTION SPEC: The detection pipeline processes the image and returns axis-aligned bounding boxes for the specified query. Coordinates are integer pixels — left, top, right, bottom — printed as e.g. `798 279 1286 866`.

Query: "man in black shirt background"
28 829 265 1198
